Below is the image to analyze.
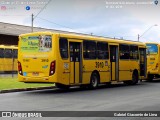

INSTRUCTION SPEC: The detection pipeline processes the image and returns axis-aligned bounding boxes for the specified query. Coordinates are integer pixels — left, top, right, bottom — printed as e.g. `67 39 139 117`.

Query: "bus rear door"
69 42 82 84
139 48 147 78
109 45 119 81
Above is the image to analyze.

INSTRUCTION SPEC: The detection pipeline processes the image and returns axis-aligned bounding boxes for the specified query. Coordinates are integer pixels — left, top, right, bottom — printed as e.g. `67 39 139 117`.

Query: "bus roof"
145 42 160 45
19 31 146 46
0 45 18 49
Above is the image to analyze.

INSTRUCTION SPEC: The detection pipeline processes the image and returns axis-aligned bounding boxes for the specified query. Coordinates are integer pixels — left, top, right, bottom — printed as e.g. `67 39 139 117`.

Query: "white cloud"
0 0 160 43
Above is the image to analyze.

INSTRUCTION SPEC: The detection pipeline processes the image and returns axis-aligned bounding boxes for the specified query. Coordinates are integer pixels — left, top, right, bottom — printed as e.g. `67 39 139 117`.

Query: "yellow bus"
0 45 18 73
18 32 147 89
146 43 160 81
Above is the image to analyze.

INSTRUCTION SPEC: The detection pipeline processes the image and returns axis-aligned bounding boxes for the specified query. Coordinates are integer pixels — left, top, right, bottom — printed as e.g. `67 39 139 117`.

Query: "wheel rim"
91 75 98 88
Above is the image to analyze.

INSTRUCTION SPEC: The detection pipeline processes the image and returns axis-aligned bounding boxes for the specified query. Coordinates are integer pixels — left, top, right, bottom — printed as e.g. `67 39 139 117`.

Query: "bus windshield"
146 44 158 54
20 35 52 53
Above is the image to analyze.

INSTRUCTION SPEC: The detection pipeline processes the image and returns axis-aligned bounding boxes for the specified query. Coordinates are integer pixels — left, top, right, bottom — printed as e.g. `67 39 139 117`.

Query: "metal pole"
12 58 14 78
138 34 139 41
31 0 51 32
31 14 34 32
138 24 158 41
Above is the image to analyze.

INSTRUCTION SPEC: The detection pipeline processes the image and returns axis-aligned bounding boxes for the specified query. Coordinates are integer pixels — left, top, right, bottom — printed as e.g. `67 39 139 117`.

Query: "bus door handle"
83 65 85 71
76 57 79 62
70 57 73 61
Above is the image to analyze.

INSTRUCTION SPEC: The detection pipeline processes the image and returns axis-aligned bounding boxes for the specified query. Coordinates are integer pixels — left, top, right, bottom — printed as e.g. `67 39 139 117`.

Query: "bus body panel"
147 54 159 74
18 32 57 83
82 60 96 84
21 56 50 77
119 60 132 81
18 32 147 87
98 60 110 83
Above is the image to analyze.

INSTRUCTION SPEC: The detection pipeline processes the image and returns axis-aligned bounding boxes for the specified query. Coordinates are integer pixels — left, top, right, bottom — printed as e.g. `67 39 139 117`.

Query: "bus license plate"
32 72 39 76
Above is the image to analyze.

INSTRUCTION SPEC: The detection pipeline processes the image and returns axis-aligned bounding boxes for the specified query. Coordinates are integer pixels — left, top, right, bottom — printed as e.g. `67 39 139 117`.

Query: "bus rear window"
0 48 4 58
146 44 158 54
20 35 52 52
4 49 12 58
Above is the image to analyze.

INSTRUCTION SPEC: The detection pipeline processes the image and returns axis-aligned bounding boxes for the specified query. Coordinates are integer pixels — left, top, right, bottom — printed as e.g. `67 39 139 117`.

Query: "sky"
0 0 160 42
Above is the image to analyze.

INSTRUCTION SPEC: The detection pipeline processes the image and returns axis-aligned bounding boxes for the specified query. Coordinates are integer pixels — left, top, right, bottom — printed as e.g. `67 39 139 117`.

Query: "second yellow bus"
0 45 18 73
146 43 160 81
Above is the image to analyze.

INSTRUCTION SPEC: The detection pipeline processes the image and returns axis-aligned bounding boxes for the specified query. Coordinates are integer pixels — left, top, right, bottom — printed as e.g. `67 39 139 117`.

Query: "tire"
147 74 154 81
80 85 88 89
89 73 99 89
105 82 111 86
124 71 138 85
131 71 139 85
55 83 70 90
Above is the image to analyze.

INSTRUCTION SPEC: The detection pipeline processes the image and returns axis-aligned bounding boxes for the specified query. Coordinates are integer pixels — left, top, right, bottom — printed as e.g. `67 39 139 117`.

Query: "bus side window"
4 49 12 58
119 44 129 59
83 41 88 59
130 45 138 60
83 40 96 59
97 42 109 59
59 38 68 59
0 48 4 58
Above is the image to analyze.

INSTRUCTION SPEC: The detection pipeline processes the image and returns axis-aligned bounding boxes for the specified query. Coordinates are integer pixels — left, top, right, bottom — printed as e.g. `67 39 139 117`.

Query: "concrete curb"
0 86 56 94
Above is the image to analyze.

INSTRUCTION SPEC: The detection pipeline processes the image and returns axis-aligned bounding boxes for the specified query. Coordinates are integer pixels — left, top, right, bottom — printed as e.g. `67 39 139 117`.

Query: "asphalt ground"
0 80 160 120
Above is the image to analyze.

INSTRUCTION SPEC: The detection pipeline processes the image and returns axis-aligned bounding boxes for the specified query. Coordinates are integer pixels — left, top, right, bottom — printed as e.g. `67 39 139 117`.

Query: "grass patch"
0 77 53 90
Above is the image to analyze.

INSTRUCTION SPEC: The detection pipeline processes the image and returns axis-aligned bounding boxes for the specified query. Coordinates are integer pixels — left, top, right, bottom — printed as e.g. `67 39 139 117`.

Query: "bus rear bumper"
18 75 56 83
148 71 160 75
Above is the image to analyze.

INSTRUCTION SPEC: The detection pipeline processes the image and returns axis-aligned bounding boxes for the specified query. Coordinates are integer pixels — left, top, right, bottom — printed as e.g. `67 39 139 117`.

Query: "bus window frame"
119 44 130 60
97 41 109 60
83 40 96 60
59 37 69 59
130 45 139 60
0 48 4 58
13 49 18 58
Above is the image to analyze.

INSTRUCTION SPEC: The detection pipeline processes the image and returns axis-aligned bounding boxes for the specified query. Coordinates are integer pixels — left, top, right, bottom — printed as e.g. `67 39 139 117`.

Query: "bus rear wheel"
131 71 138 85
55 83 70 90
147 74 154 81
89 73 99 89
124 71 138 85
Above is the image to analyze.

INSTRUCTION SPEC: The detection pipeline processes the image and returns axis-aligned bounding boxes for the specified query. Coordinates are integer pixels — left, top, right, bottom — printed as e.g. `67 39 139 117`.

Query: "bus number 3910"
95 62 104 68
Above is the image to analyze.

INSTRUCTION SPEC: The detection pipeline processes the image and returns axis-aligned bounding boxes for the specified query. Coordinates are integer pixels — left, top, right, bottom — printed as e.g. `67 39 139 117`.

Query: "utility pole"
31 14 34 32
30 0 52 32
138 24 158 41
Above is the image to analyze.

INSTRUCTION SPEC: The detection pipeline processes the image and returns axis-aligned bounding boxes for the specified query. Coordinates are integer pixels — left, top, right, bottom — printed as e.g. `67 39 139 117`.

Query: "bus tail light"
18 61 23 75
49 61 56 76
